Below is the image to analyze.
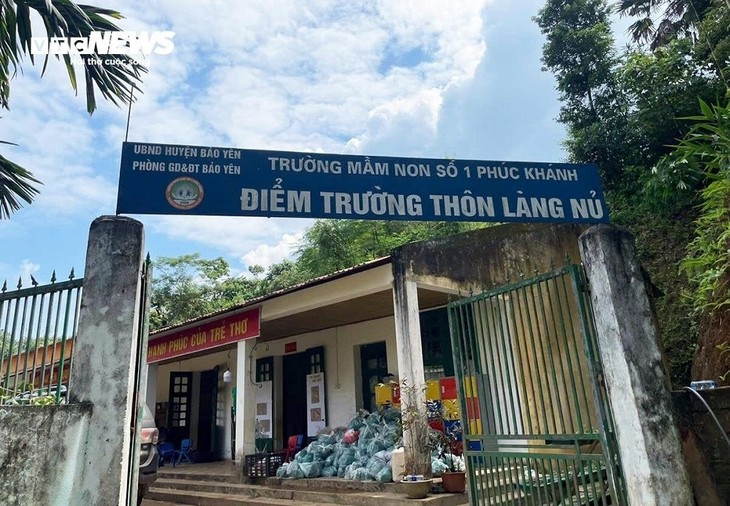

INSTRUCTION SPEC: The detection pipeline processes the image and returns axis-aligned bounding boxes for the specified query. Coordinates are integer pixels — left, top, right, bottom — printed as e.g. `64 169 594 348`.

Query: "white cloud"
346 88 444 156
18 260 41 280
146 215 311 268
0 0 570 284
117 0 490 156
243 232 303 270
2 69 119 216
116 0 490 263
0 260 41 288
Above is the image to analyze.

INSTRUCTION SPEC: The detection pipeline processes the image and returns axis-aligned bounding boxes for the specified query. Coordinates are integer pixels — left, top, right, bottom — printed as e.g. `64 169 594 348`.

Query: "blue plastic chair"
158 442 175 466
173 438 194 467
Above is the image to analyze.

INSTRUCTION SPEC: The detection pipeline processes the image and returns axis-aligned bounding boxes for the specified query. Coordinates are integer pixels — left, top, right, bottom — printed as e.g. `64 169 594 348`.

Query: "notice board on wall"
255 380 273 438
306 373 326 436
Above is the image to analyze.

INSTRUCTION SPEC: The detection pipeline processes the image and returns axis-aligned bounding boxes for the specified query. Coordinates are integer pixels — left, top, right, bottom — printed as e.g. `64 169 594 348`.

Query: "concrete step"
150 477 468 506
148 486 467 506
470 466 522 497
147 488 321 506
260 476 399 493
154 478 296 500
159 466 238 483
161 468 396 493
156 476 395 500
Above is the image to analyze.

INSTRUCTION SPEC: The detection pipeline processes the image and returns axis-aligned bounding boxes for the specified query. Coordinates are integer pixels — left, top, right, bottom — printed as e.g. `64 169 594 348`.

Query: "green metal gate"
0 271 83 405
447 264 627 505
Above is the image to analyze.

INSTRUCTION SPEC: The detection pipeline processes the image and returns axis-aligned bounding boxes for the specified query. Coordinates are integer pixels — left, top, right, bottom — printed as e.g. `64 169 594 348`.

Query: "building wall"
394 223 585 292
256 315 397 432
150 316 397 459
153 346 236 460
0 339 74 391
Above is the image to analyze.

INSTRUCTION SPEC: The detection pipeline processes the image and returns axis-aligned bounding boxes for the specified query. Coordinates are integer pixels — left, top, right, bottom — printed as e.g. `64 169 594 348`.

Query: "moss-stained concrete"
0 403 92 506
393 223 586 292
580 225 692 505
0 215 147 506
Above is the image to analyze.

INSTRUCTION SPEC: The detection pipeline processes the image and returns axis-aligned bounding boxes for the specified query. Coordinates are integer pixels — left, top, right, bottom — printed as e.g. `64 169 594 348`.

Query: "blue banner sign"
116 141 609 223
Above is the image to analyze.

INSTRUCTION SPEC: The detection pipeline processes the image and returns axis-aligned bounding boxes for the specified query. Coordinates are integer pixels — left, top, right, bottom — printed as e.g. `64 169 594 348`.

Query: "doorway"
282 346 325 439
255 357 274 452
196 368 218 460
168 371 193 445
282 351 309 438
360 341 388 413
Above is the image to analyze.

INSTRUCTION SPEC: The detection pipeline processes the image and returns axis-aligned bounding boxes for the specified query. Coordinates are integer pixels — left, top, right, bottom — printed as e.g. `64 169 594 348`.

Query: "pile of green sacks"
276 407 401 483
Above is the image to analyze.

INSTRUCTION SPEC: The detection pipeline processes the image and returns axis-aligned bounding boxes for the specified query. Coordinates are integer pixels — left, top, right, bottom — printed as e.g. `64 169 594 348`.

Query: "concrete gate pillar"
69 215 146 506
579 225 692 505
391 254 430 477
235 338 257 465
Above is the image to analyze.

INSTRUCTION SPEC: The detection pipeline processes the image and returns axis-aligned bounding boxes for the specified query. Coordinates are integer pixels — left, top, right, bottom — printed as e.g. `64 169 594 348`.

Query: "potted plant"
436 420 466 493
398 379 434 499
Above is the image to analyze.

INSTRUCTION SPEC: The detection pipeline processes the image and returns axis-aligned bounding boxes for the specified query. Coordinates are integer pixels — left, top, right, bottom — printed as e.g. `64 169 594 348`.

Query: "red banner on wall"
147 307 260 363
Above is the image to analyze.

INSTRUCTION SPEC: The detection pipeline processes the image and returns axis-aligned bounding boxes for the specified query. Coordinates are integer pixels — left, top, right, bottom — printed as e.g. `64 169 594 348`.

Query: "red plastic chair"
284 434 303 462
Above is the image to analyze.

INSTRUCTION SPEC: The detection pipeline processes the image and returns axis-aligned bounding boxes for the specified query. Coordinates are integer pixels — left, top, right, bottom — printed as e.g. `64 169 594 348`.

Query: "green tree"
150 254 255 330
252 259 307 296
535 0 616 124
150 221 486 330
535 0 632 191
0 0 145 218
0 330 19 359
295 220 483 278
674 100 730 315
536 0 726 193
651 99 730 382
149 254 309 330
535 0 729 385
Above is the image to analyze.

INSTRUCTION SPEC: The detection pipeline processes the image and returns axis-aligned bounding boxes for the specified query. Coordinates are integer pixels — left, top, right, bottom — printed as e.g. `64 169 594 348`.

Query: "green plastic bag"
365 456 387 476
352 467 374 481
300 461 324 478
375 465 392 483
321 465 337 477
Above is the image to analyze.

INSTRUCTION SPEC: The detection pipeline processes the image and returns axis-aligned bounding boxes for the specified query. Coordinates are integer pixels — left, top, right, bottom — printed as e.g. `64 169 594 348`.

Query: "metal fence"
448 264 626 505
0 271 83 405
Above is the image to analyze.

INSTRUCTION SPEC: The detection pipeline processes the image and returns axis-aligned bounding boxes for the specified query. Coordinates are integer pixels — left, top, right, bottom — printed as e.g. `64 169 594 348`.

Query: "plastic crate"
245 452 285 478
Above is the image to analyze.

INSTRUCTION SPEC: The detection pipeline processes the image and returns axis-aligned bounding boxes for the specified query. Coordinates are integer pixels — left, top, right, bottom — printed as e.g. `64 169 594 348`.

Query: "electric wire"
682 386 730 450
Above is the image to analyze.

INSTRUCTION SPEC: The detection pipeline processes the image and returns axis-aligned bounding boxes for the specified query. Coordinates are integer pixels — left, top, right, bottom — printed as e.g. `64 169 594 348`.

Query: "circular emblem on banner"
166 177 204 210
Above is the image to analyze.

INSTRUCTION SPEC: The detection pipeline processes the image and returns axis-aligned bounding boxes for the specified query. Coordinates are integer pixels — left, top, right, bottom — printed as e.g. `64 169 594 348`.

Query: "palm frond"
619 0 713 49
3 0 146 113
628 17 656 44
0 0 147 217
0 151 41 219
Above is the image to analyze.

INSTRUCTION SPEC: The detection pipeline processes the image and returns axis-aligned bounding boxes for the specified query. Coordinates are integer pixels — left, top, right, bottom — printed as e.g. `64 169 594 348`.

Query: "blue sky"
1 0 625 286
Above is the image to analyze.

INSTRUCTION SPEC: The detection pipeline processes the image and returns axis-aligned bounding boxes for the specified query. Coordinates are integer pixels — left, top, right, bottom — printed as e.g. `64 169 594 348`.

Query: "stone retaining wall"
672 386 730 506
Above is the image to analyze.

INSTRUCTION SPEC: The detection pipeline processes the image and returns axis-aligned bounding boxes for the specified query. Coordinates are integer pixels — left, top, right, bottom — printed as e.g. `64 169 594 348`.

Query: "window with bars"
169 372 192 428
309 347 324 374
256 357 273 382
